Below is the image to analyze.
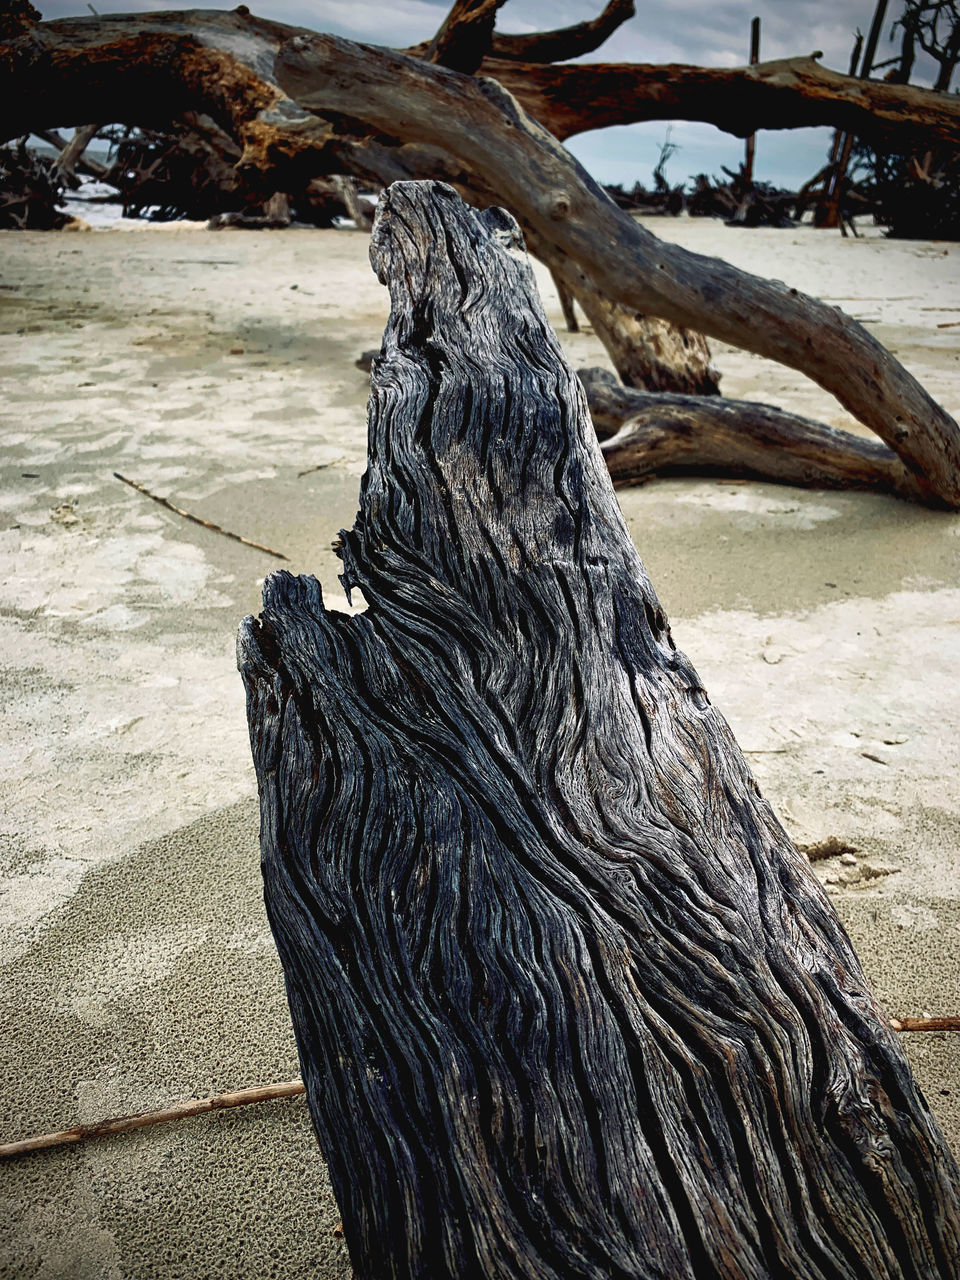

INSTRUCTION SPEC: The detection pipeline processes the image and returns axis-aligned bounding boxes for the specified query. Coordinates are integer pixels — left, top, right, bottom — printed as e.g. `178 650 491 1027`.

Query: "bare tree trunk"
332 175 373 230
52 121 100 178
816 0 887 230
239 181 960 1280
743 17 761 186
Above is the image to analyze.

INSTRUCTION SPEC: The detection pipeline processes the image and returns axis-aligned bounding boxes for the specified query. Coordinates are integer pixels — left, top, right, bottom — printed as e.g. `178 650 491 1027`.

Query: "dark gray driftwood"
239 182 960 1280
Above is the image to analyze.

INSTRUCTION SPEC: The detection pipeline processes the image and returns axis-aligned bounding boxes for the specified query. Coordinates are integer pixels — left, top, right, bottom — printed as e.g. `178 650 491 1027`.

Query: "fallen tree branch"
0 1080 305 1159
51 120 101 179
331 174 373 231
489 52 960 146
580 367 928 500
35 127 108 179
114 472 288 559
277 34 960 507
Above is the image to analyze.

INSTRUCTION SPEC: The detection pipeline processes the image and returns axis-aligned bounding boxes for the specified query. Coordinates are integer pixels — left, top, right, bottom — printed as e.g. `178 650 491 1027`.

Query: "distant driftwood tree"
4 2 960 505
239 180 960 1279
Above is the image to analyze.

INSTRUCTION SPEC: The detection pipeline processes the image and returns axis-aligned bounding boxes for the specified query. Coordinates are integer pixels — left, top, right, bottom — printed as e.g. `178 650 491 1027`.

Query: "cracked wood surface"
239 182 960 1279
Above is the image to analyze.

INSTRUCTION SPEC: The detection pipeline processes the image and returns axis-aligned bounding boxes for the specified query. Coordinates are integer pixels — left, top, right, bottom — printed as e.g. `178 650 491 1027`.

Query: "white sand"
0 216 958 1277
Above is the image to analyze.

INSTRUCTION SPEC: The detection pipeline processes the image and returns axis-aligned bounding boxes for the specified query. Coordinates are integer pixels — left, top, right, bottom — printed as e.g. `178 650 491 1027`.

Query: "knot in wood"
548 190 571 220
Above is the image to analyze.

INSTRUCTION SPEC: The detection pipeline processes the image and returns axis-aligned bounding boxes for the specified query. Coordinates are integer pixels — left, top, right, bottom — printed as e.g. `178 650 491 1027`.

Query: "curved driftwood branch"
490 53 960 145
239 181 960 1280
580 367 929 499
278 35 960 507
487 0 636 64
418 0 506 74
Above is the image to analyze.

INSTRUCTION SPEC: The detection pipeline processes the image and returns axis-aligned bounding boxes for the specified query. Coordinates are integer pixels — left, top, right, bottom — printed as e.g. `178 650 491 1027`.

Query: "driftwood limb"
420 0 506 74
277 34 960 507
489 52 960 147
891 1017 960 1033
239 181 960 1279
485 0 636 63
0 1080 305 1160
114 472 288 559
36 127 108 179
331 174 373 230
580 367 930 500
52 121 101 178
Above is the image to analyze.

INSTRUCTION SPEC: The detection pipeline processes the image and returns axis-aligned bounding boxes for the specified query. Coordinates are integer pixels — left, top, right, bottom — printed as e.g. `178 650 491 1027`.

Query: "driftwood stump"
239 181 960 1279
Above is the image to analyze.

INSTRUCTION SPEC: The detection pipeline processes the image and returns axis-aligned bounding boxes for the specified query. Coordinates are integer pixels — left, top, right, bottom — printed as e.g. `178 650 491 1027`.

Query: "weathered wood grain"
277 32 960 507
489 54 960 147
580 367 929 500
239 182 960 1279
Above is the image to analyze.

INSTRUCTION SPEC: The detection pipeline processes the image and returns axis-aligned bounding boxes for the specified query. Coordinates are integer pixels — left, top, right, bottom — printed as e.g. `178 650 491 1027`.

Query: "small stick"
889 1016 960 1033
3 1009 958 1162
114 472 288 560
0 1079 305 1160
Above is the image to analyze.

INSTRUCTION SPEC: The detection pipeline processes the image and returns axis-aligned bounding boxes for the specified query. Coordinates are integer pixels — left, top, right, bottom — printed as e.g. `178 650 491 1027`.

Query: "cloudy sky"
35 0 932 189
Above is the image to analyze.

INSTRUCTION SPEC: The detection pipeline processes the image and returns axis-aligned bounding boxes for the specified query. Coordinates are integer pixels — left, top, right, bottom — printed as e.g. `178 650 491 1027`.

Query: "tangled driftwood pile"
0 139 71 229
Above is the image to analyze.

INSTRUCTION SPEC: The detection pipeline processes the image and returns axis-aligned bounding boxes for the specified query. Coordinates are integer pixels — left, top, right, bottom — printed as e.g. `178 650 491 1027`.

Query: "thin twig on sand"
114 472 288 560
0 1080 305 1159
889 1016 960 1032
2 1012 956 1160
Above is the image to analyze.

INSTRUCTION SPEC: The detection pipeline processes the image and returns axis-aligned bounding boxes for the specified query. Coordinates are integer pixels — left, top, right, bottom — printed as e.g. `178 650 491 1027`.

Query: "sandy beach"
1 214 958 1278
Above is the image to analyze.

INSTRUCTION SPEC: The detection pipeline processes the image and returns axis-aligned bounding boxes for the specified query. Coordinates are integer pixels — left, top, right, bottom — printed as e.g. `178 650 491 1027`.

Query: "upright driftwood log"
239 182 960 1279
